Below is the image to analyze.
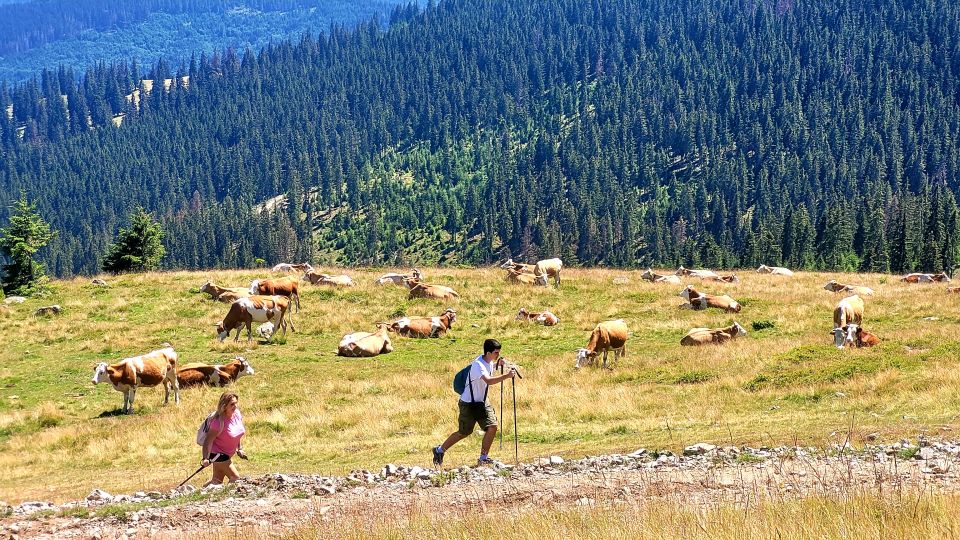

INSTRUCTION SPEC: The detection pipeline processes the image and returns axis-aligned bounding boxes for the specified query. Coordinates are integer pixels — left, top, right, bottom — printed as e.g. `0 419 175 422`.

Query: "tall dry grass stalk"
0 268 958 502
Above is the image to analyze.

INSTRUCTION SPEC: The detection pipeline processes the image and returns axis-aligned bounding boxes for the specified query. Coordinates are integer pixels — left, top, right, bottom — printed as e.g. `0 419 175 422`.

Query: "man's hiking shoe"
432 446 445 467
477 456 495 466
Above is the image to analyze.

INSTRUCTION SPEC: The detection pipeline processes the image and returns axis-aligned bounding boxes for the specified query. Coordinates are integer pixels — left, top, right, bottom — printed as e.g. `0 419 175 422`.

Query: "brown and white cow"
177 357 255 387
641 268 682 284
91 347 180 414
832 295 865 349
575 319 628 369
534 258 563 286
199 281 251 303
216 296 293 342
948 286 960 294
500 259 536 274
375 268 423 286
337 324 394 357
757 265 794 276
679 285 741 313
855 328 880 348
901 272 951 283
515 308 559 326
705 274 739 283
823 280 875 296
303 271 355 287
407 280 460 301
272 262 314 274
389 308 457 338
250 276 301 312
505 268 545 286
675 266 721 279
680 322 747 346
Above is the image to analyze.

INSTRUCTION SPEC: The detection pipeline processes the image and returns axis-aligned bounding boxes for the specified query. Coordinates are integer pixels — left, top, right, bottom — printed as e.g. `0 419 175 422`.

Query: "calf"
575 319 628 369
199 280 250 303
679 285 741 313
680 322 747 346
823 280 875 296
855 328 880 348
338 324 394 357
303 271 355 287
216 295 293 342
91 347 180 414
757 265 794 276
832 295 865 349
250 277 301 312
534 258 563 286
375 268 422 286
407 280 460 301
641 268 681 284
178 357 256 387
515 308 559 326
390 308 457 338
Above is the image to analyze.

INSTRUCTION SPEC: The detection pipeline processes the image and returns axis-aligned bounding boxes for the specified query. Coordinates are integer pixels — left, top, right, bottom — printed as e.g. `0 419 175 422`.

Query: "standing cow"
91 347 180 414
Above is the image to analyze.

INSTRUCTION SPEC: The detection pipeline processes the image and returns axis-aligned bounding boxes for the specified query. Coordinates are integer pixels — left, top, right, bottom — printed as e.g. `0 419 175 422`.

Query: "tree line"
1 0 959 276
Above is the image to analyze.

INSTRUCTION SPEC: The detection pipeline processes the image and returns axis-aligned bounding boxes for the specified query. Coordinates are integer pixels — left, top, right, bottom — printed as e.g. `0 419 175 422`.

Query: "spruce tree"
101 207 166 273
0 193 56 296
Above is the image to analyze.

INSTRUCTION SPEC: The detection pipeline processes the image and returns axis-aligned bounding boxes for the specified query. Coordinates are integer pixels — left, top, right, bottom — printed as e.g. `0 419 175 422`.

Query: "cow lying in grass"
855 328 880 347
91 346 180 414
505 268 546 286
273 262 314 273
675 266 721 279
216 296 292 342
641 268 681 284
679 285 741 313
515 308 559 326
575 319 628 369
338 324 394 357
375 268 422 286
500 259 536 274
199 281 250 303
303 271 355 287
757 264 794 276
681 322 747 346
177 357 255 387
404 278 460 301
823 280 875 296
901 272 951 283
389 308 457 338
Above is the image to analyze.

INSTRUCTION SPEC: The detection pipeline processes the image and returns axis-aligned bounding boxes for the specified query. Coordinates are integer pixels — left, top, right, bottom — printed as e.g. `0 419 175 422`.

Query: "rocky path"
3 438 960 539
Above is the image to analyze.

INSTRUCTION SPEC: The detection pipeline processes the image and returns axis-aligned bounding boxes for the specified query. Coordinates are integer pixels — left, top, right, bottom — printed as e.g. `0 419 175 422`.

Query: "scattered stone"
34 305 62 316
381 464 398 477
549 455 564 465
86 489 113 503
683 443 717 456
3 296 25 305
628 448 648 458
865 432 880 442
919 447 936 460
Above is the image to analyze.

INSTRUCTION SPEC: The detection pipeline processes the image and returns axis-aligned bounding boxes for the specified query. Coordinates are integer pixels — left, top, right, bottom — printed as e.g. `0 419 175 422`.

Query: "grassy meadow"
1 267 959 503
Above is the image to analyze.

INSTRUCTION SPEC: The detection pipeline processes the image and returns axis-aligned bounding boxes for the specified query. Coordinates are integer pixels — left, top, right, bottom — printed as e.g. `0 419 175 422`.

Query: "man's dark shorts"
458 400 498 436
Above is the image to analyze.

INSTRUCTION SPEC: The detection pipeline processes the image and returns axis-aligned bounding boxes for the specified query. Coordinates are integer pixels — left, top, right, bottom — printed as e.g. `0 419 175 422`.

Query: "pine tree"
0 193 56 295
101 207 166 274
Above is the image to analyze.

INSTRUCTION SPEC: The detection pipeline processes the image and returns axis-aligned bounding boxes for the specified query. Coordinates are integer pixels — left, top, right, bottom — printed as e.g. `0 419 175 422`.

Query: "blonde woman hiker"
200 391 247 486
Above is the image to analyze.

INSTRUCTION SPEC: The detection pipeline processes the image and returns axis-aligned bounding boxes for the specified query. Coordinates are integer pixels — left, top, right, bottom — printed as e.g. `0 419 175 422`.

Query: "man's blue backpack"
453 364 472 394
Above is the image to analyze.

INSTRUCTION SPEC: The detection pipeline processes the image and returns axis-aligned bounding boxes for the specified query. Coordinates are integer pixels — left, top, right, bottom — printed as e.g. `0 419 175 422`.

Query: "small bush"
672 370 717 385
752 320 776 331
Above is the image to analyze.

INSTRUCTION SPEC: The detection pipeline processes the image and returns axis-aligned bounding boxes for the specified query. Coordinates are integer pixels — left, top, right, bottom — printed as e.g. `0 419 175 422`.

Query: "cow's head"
515 308 529 320
257 322 275 339
731 322 747 337
499 259 516 269
823 280 839 292
534 274 549 286
757 265 770 273
235 356 255 379
574 348 596 369
216 321 230 341
675 266 688 276
641 268 654 281
679 285 696 302
411 268 422 279
443 308 457 324
249 279 260 295
199 280 213 293
92 362 110 384
832 323 858 349
936 272 952 282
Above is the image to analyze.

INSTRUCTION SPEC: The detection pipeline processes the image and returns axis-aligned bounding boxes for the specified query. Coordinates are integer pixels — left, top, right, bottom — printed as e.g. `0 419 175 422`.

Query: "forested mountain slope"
2 0 960 276
0 0 412 82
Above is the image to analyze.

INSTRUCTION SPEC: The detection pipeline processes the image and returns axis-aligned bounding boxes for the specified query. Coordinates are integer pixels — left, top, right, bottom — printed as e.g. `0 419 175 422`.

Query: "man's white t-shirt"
459 355 493 403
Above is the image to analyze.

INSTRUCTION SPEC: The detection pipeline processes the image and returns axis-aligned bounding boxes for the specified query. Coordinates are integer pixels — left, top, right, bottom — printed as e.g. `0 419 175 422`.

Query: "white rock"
3 296 25 305
408 466 424 479
86 489 113 502
549 455 564 465
628 448 648 458
683 443 717 456
381 464 398 477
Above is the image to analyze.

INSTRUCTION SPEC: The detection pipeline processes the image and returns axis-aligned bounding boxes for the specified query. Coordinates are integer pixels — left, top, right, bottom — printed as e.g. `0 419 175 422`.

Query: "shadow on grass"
96 408 128 418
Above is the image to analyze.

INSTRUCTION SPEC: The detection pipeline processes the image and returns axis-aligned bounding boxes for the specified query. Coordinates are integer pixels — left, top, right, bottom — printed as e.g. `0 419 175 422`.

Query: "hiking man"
433 338 516 467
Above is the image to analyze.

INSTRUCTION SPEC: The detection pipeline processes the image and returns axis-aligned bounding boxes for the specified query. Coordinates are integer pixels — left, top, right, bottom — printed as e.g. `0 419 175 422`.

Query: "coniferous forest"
2 0 960 276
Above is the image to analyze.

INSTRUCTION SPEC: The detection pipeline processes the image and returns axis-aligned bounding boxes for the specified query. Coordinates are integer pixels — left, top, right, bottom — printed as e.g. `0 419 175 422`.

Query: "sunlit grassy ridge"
0 267 958 503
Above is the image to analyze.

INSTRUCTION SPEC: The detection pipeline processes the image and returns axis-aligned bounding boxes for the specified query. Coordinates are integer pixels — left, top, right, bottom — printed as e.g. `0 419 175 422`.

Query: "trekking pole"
177 463 207 488
499 363 504 450
512 373 519 465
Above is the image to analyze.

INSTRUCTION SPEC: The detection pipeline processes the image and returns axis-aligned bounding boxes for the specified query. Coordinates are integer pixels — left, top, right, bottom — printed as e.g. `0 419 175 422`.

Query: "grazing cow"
505 268 544 286
757 265 794 276
337 324 394 357
407 280 460 301
91 347 180 414
375 268 423 286
199 281 251 303
177 357 255 387
250 277 301 312
515 308 559 326
641 268 681 284
832 295 865 349
500 259 536 274
675 266 721 279
575 319 629 369
855 328 880 348
272 262 314 273
533 258 563 286
680 322 747 346
389 308 457 338
901 272 951 283
216 296 293 342
823 280 875 296
303 271 355 287
679 285 741 313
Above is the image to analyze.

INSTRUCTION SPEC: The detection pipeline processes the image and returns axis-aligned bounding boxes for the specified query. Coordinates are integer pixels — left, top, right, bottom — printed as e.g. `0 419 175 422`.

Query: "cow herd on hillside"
87 260 951 413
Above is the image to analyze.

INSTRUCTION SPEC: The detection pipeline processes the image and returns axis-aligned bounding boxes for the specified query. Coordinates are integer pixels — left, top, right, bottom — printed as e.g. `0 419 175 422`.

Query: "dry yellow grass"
0 267 958 503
